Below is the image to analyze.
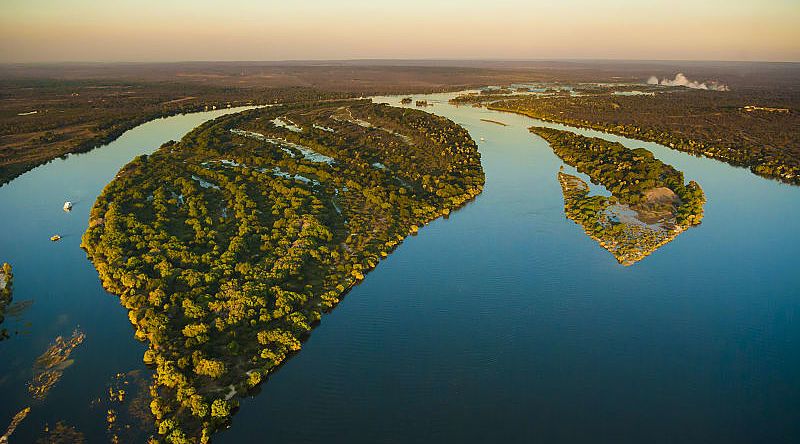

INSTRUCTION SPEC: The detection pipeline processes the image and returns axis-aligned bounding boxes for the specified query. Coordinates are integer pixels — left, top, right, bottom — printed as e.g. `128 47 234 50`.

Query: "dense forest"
81 100 484 442
0 262 12 340
492 90 800 185
531 127 705 265
4 62 798 188
0 62 555 187
0 82 351 186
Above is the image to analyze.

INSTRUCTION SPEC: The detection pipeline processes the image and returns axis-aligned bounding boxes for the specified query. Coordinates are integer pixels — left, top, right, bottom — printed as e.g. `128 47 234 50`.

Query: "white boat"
63 201 73 211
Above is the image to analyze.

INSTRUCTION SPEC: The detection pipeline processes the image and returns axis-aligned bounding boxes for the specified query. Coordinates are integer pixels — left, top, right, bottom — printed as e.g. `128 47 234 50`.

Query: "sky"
1 0 799 63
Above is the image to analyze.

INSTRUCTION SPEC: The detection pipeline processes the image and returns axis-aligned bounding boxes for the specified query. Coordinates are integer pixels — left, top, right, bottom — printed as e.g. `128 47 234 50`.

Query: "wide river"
1 93 798 443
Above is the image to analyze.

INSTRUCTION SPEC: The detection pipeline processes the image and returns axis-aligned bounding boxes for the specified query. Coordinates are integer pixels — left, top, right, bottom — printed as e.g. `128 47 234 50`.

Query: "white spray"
647 73 729 91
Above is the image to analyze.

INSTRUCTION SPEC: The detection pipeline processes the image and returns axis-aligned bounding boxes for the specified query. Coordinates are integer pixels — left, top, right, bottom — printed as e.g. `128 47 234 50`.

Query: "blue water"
220 93 800 443
0 93 798 443
0 107 257 442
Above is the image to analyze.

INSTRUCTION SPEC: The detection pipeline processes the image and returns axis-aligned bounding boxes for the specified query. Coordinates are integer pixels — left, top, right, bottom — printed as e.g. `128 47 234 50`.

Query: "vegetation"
1 407 30 443
531 127 705 265
492 91 800 185
0 81 350 186
6 62 796 187
531 127 705 225
481 87 514 95
0 62 558 186
81 100 484 442
94 369 155 443
28 329 86 400
36 421 85 444
0 262 13 340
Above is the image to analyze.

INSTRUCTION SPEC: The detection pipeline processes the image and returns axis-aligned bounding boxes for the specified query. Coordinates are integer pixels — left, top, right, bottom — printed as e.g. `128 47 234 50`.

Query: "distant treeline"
492 91 800 185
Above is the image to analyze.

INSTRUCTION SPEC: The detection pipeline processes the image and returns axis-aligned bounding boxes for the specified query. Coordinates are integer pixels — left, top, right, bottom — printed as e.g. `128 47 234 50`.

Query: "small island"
0 262 13 340
480 119 508 127
81 100 484 442
530 127 705 265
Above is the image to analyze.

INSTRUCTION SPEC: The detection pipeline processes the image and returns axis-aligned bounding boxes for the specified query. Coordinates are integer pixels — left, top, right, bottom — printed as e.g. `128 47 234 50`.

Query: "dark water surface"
1 94 798 443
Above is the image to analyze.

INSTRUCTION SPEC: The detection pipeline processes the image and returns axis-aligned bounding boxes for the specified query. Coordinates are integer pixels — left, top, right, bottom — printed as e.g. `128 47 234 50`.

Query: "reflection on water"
95 369 154 443
28 328 85 400
36 421 85 443
0 299 34 341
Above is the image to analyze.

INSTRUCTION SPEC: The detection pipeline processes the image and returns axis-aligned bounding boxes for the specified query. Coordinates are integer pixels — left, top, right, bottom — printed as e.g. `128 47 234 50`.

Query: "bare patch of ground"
633 187 680 224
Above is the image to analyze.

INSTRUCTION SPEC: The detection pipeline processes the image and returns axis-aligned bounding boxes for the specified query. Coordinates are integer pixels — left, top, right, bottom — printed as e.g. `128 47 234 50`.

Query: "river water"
0 107 256 442
1 94 798 443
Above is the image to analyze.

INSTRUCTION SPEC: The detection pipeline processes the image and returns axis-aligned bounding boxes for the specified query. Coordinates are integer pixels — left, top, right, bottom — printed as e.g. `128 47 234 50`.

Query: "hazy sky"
1 0 799 63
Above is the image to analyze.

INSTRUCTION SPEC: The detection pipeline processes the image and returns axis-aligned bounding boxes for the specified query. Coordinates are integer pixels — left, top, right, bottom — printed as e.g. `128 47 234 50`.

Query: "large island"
81 100 484 442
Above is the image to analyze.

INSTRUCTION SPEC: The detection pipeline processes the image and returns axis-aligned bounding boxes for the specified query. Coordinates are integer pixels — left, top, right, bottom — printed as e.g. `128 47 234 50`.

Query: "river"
1 93 798 443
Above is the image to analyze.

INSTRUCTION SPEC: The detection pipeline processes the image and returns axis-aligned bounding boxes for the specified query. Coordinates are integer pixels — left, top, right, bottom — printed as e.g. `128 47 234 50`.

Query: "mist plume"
647 73 729 91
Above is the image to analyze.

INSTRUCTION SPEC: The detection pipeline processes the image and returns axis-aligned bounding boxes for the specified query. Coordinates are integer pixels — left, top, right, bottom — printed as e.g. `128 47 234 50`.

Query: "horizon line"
2 57 800 66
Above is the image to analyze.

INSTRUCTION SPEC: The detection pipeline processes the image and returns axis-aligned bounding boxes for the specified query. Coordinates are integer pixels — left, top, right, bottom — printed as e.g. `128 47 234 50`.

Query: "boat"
480 137 486 142
63 201 73 211
50 235 61 241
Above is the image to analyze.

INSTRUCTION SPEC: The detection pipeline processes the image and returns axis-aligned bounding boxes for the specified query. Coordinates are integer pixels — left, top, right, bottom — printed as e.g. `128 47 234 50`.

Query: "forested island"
530 127 705 265
81 100 484 442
